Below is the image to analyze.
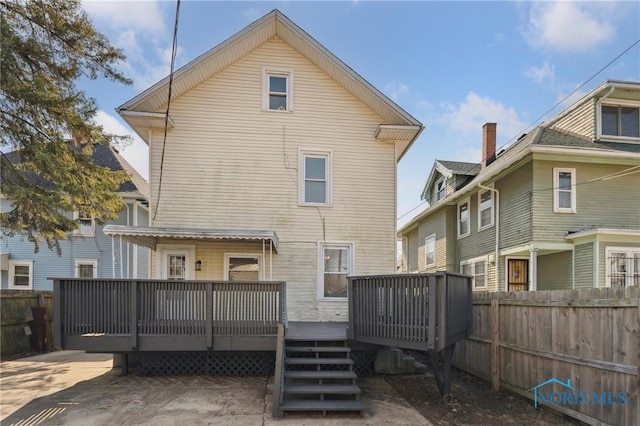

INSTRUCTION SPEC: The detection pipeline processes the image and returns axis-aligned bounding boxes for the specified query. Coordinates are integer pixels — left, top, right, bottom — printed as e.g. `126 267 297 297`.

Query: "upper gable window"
601 104 640 139
73 210 94 236
433 177 446 203
262 67 293 112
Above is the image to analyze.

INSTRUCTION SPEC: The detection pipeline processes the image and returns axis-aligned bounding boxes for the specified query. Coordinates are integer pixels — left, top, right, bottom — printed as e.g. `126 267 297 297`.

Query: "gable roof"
1 144 149 200
420 160 481 201
117 9 423 160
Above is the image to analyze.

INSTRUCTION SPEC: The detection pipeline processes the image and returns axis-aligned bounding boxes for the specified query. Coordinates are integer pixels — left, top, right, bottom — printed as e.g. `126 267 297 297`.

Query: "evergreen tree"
1 0 133 253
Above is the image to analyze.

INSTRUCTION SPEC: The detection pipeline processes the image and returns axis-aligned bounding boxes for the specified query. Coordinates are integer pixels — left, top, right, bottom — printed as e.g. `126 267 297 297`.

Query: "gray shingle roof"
436 160 482 176
1 144 149 200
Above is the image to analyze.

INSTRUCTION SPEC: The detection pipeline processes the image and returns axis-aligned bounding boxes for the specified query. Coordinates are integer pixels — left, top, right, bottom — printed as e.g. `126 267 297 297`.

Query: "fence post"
130 281 138 350
53 279 62 349
491 298 500 392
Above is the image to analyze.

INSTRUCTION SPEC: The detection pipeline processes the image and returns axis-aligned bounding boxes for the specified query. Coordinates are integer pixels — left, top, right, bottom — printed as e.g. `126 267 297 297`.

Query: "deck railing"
348 272 472 352
53 278 286 352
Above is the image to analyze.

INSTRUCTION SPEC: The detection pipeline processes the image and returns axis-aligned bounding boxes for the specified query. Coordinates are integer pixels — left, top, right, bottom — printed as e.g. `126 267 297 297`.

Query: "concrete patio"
0 351 431 425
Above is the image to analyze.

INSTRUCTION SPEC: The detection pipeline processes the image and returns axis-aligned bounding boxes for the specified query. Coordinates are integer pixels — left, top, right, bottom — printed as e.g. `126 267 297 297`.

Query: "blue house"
1 145 150 291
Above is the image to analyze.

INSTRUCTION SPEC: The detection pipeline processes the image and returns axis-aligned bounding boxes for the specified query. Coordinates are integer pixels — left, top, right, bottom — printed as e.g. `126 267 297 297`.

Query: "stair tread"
280 400 366 411
286 346 350 352
284 384 361 394
286 358 354 365
284 370 357 379
286 336 348 342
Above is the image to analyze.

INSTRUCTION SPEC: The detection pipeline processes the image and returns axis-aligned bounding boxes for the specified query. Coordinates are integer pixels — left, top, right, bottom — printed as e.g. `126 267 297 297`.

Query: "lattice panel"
137 352 275 376
351 350 376 376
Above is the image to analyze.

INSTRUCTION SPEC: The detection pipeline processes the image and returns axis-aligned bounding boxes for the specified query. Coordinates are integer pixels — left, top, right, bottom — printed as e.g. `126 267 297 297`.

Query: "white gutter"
478 183 500 290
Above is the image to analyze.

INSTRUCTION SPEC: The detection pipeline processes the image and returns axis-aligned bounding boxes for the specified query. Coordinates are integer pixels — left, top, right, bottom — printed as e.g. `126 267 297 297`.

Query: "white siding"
147 37 397 321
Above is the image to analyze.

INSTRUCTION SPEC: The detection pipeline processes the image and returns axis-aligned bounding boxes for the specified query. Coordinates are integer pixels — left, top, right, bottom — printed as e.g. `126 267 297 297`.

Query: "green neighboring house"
398 80 640 292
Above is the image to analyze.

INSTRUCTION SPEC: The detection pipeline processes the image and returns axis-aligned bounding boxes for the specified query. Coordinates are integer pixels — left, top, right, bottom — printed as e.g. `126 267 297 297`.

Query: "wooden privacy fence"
453 287 639 426
1 291 54 357
53 278 287 353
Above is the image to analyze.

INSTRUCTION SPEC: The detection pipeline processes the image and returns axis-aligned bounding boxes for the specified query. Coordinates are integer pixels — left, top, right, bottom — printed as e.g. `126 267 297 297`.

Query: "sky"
79 0 640 228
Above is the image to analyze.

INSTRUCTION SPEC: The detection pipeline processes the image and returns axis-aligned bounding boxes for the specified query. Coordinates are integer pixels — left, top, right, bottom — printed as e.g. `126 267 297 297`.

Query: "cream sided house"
104 10 423 322
399 80 640 292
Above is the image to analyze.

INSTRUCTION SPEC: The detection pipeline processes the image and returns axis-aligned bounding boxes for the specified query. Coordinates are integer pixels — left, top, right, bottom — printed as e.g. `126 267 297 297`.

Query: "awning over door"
103 225 279 252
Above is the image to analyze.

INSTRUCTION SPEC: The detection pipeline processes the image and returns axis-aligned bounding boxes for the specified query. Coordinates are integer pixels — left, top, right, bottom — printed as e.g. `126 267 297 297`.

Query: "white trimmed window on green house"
318 243 353 299
299 150 331 206
606 247 640 288
460 257 487 290
553 168 576 213
433 177 446 203
478 189 494 231
262 67 293 112
458 198 470 238
424 234 436 268
8 260 33 290
600 104 640 139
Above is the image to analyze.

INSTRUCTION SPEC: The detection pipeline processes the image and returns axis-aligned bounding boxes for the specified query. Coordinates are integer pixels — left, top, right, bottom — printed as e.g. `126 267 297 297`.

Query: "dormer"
547 80 640 144
420 160 481 205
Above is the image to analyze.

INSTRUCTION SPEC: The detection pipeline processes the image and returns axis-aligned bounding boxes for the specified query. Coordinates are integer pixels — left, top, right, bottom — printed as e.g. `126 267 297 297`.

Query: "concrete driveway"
1 351 431 425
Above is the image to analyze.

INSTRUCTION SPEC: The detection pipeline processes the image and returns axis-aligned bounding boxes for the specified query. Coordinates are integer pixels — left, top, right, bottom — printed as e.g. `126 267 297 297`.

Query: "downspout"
478 183 499 290
595 86 615 140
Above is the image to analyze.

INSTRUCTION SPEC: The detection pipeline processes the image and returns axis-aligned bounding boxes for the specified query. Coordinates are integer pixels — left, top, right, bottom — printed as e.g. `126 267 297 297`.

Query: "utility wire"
397 38 640 222
152 0 181 224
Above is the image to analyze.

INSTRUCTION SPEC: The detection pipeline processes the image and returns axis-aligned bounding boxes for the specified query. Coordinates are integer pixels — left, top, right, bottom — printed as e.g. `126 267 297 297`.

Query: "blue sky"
80 1 640 227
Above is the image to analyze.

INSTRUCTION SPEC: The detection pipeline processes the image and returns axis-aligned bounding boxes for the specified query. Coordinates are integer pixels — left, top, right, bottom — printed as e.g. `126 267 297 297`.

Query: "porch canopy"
103 225 279 252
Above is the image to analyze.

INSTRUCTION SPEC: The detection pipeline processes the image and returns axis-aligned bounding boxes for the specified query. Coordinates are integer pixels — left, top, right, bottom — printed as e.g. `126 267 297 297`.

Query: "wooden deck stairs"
275 323 366 416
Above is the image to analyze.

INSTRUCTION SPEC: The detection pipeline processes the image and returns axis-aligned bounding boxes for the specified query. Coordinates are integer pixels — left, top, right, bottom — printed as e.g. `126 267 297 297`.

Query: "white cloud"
525 2 615 52
385 80 409 102
442 92 528 142
524 61 555 84
94 110 148 180
82 0 181 90
82 0 166 35
242 7 263 21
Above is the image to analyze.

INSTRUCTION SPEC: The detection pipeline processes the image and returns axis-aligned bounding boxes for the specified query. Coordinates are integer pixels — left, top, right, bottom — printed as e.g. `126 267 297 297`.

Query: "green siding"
574 242 594 288
405 227 419 273
416 208 449 272
537 251 572 290
497 163 533 249
532 161 640 242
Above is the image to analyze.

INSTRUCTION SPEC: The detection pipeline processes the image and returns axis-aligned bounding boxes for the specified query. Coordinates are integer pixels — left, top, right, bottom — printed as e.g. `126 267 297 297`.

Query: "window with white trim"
606 247 640 288
75 259 98 278
553 168 576 213
262 67 293 111
299 150 331 206
433 177 446 203
225 254 261 281
458 198 470 238
73 210 94 236
460 257 487 290
478 189 494 230
8 260 33 290
601 104 640 139
318 243 353 299
424 234 436 267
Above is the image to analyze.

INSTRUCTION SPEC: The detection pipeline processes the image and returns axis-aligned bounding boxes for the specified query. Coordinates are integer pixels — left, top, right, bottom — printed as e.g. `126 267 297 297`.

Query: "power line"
152 0 181 224
397 38 640 222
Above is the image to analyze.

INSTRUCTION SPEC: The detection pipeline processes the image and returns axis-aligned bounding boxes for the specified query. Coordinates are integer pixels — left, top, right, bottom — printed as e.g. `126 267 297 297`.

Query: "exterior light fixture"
195 260 202 271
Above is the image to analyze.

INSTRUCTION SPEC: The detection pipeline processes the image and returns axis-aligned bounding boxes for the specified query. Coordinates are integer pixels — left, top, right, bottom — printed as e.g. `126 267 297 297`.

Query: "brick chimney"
482 122 497 167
